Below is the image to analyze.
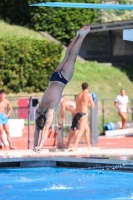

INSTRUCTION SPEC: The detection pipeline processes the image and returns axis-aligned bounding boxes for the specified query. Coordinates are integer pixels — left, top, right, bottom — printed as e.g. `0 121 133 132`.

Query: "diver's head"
36 111 47 130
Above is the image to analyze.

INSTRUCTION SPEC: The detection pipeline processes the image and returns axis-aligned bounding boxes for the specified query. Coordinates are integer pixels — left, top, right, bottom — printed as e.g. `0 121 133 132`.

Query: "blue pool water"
0 167 133 200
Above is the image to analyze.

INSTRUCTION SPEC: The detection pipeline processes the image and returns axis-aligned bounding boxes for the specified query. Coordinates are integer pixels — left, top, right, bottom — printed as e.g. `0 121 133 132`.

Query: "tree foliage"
29 0 101 45
0 0 101 45
0 0 30 25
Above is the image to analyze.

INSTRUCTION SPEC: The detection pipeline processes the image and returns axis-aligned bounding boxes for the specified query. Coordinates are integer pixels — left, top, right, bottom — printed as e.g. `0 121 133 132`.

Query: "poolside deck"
0 146 133 170
0 136 133 170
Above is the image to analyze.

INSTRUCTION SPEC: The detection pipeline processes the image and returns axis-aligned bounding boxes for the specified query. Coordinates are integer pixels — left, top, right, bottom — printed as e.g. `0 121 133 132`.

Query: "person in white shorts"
114 89 130 129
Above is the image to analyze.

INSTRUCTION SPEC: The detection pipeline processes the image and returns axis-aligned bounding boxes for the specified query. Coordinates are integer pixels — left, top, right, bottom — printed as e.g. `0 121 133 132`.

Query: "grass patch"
0 20 46 40
24 120 35 125
63 59 133 99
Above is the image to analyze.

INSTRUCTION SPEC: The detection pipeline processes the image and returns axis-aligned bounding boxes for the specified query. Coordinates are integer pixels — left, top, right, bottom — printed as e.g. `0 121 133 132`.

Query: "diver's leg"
55 36 80 72
60 26 90 81
33 125 40 147
55 26 90 74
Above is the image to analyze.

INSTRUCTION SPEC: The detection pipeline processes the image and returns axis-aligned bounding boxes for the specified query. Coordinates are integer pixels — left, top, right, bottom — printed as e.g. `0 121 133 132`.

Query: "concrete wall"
79 30 133 64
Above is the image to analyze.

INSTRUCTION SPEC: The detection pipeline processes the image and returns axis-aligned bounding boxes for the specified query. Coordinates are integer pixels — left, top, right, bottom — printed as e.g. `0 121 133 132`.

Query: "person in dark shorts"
33 26 90 153
64 113 86 149
71 112 86 130
65 84 95 150
70 83 95 151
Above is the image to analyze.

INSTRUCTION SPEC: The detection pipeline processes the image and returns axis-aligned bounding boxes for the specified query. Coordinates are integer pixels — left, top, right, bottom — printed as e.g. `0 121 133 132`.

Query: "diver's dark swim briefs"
50 72 68 85
71 112 87 130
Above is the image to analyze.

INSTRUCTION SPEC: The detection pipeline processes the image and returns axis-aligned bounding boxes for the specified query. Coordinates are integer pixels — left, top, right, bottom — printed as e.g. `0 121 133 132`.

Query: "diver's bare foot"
77 26 90 37
33 146 42 153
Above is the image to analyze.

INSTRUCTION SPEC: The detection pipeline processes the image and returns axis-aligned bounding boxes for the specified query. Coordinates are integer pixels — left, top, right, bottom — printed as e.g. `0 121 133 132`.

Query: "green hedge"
0 38 63 93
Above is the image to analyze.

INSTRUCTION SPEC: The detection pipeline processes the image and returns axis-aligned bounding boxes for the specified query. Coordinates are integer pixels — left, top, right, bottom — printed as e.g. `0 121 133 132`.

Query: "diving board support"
105 128 133 137
123 29 133 42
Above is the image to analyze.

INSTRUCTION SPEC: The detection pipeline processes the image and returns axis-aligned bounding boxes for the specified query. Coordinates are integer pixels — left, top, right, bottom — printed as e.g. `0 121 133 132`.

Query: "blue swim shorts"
0 113 8 124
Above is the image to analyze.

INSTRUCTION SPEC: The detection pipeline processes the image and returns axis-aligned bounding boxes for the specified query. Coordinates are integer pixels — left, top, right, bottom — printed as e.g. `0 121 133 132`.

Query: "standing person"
33 26 90 153
58 97 76 128
0 89 15 149
114 89 130 129
71 83 95 151
57 97 76 148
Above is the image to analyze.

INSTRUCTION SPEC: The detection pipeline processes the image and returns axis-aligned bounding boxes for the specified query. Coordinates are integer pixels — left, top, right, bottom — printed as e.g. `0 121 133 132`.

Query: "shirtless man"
33 26 90 153
72 83 95 151
58 97 76 128
57 97 76 148
58 97 76 148
0 89 15 149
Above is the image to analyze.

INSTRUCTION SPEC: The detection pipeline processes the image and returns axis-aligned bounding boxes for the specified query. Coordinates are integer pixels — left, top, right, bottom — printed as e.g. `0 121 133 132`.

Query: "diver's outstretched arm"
33 109 54 153
34 125 40 147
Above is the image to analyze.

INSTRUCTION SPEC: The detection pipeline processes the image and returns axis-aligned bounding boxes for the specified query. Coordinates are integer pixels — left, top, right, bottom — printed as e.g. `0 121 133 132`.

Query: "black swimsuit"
71 112 87 130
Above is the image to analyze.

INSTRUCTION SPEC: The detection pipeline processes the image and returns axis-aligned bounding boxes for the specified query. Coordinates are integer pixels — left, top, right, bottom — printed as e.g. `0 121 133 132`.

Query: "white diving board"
123 29 133 42
105 128 133 137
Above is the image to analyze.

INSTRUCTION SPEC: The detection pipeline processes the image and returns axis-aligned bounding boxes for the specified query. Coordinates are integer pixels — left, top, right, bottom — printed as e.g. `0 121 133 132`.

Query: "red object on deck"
18 99 29 119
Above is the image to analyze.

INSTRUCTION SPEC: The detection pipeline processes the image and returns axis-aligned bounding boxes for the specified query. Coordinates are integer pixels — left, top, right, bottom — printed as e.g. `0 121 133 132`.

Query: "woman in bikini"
33 25 90 153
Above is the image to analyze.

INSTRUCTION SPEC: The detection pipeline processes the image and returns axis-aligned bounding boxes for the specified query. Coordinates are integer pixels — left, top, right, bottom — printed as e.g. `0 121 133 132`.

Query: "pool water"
0 167 133 200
